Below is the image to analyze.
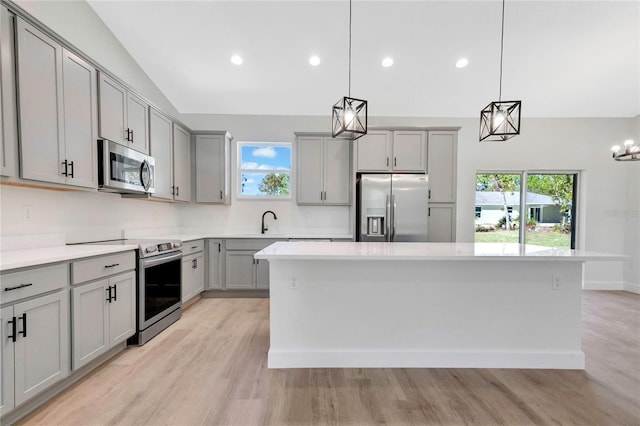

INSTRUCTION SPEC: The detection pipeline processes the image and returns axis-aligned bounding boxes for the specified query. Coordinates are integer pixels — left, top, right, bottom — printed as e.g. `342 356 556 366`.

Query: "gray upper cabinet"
426 131 457 203
149 108 174 200
297 135 351 205
195 132 231 204
355 130 426 172
98 72 149 154
355 131 391 171
392 130 426 172
172 124 191 202
0 6 17 178
16 18 97 189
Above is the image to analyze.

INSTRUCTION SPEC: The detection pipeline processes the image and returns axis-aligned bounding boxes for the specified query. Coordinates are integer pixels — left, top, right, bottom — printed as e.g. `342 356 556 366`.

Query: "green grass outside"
474 230 571 248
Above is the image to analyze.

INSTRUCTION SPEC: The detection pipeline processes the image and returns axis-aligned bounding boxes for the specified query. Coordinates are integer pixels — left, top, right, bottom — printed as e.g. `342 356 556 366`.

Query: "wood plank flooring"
17 291 640 425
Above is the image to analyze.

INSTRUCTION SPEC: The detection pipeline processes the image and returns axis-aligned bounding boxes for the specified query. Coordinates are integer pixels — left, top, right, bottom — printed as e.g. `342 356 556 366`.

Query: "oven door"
139 251 182 331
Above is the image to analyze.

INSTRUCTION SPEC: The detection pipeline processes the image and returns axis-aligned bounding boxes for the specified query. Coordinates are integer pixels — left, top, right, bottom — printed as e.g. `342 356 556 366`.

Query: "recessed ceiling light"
456 58 469 68
382 57 394 68
230 55 243 65
309 55 320 66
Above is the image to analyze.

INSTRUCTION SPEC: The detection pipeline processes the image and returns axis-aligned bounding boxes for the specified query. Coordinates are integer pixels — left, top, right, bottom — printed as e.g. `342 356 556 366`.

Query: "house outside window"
475 206 482 219
238 142 292 199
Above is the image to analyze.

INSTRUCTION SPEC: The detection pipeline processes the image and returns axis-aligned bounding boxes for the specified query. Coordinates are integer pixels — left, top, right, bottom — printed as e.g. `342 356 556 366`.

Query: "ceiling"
87 0 639 118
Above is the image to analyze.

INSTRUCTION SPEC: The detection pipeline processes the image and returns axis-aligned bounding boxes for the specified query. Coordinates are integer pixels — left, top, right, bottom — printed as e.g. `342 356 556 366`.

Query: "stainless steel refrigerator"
357 174 429 242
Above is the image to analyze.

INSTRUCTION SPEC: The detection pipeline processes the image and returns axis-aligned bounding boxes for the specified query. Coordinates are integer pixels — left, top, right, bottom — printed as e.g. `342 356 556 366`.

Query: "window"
475 206 482 219
238 142 292 199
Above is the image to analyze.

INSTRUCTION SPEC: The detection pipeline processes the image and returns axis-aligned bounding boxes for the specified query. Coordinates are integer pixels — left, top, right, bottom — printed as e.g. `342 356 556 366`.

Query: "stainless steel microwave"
98 140 156 194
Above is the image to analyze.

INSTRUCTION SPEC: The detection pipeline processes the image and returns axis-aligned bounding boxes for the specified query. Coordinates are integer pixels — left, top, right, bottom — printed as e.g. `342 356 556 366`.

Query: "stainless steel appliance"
357 174 429 242
98 139 156 195
84 238 182 345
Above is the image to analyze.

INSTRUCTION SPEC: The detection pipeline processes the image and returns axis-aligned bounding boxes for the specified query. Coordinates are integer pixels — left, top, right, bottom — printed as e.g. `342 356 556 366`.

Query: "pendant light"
611 140 640 161
479 0 521 142
332 0 367 140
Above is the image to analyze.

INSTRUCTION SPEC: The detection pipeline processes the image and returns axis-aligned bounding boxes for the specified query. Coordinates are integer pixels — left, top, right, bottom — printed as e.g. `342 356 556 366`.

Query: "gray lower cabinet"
223 239 279 290
1 264 70 416
207 239 223 290
70 252 136 370
182 240 205 302
427 204 456 242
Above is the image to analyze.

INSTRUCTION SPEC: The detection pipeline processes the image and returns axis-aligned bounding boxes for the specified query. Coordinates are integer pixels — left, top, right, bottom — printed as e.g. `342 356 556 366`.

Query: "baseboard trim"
268 349 585 370
623 281 640 294
583 281 624 290
203 289 269 298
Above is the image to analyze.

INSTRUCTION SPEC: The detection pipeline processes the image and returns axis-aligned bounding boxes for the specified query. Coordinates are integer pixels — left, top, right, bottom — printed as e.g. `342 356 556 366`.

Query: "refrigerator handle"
391 194 396 241
385 194 391 242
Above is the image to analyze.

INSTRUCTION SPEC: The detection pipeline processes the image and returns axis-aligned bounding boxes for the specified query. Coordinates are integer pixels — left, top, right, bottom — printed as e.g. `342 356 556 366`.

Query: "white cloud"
241 162 259 169
252 146 277 158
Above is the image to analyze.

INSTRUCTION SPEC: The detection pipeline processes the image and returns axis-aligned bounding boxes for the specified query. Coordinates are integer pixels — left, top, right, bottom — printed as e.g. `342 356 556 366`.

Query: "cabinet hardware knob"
176 186 180 197
130 129 134 142
18 313 27 338
428 189 431 199
113 284 117 301
104 263 120 268
220 190 223 200
8 316 17 342
191 246 198 249
394 157 397 167
106 286 112 303
428 208 431 216
386 157 389 167
61 160 68 177
4 283 33 291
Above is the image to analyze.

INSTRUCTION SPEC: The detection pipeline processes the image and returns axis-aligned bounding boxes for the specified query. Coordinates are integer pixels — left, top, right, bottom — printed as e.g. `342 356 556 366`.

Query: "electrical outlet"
22 205 32 222
552 274 561 290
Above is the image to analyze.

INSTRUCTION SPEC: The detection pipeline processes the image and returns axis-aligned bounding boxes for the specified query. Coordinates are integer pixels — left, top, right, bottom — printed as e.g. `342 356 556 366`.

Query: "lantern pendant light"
332 0 367 140
480 0 521 142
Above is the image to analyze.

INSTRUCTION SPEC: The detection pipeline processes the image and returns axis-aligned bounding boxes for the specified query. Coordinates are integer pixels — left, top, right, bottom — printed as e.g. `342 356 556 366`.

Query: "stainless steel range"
86 238 183 345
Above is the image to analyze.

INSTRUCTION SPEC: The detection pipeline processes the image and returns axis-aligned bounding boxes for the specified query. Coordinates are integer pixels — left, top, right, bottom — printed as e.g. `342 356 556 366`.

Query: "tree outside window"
238 143 292 198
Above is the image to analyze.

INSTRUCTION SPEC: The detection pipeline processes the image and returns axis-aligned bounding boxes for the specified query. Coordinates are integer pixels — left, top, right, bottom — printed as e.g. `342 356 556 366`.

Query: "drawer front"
2 263 68 304
182 240 204 256
72 251 135 285
224 239 281 251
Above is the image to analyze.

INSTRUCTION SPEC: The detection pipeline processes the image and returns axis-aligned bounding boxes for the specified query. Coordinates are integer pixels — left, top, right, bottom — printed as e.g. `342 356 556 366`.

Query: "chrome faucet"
261 210 277 234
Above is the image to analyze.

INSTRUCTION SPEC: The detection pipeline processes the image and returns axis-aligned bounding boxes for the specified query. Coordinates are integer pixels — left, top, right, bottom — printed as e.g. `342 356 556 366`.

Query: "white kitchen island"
254 242 625 370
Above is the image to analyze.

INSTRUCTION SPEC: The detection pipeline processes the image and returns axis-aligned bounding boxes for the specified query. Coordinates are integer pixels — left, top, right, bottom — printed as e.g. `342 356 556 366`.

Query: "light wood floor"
18 291 640 426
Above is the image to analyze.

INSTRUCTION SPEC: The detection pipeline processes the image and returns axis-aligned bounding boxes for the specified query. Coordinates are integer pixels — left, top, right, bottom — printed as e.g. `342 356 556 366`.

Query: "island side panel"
268 259 584 369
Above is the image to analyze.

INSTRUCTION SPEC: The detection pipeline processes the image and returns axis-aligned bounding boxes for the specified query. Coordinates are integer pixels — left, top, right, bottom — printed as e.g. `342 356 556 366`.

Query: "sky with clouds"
240 144 291 196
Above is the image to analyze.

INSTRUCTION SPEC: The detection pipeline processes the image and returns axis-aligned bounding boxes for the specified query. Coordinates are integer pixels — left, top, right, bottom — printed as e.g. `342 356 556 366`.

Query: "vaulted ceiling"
88 0 639 118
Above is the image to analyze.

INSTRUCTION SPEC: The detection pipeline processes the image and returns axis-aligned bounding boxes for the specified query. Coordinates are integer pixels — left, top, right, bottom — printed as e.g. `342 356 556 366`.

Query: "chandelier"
479 0 521 142
331 0 367 140
611 140 639 161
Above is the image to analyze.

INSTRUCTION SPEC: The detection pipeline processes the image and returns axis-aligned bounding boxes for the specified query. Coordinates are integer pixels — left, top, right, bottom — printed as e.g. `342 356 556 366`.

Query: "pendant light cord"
498 0 505 102
348 0 352 97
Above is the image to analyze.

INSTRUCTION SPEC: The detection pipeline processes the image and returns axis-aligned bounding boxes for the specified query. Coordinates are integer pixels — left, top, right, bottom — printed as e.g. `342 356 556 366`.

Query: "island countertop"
255 241 626 262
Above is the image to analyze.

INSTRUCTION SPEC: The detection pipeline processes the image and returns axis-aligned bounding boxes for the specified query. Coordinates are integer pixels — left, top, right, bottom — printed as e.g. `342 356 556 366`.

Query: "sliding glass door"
475 172 578 249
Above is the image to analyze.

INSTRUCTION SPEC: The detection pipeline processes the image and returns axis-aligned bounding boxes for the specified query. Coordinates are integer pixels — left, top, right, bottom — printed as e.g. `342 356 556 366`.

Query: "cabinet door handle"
18 313 27 338
61 160 68 177
113 284 117 302
176 186 180 197
220 190 223 200
69 160 75 178
125 129 130 142
130 129 134 142
4 283 33 291
386 157 389 167
171 186 175 196
394 157 397 167
217 243 221 253
428 189 431 199
104 263 120 269
191 245 198 249
106 285 112 303
428 208 431 216
8 316 17 342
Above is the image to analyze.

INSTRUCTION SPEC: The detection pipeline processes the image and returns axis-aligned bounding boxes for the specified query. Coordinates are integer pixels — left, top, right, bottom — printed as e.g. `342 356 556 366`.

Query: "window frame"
237 141 293 200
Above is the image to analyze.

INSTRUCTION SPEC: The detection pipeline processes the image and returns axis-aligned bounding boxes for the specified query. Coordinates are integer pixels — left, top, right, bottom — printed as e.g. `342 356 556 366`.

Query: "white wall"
0 184 181 243
12 0 179 117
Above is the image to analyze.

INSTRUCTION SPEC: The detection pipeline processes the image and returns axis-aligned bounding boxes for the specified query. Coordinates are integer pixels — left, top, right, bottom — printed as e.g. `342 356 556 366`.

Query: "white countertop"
254 242 627 262
140 233 352 242
0 245 138 272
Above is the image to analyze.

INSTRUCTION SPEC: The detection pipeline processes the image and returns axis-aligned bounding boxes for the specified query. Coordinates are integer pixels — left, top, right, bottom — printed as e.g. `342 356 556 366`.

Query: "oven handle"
141 251 182 268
